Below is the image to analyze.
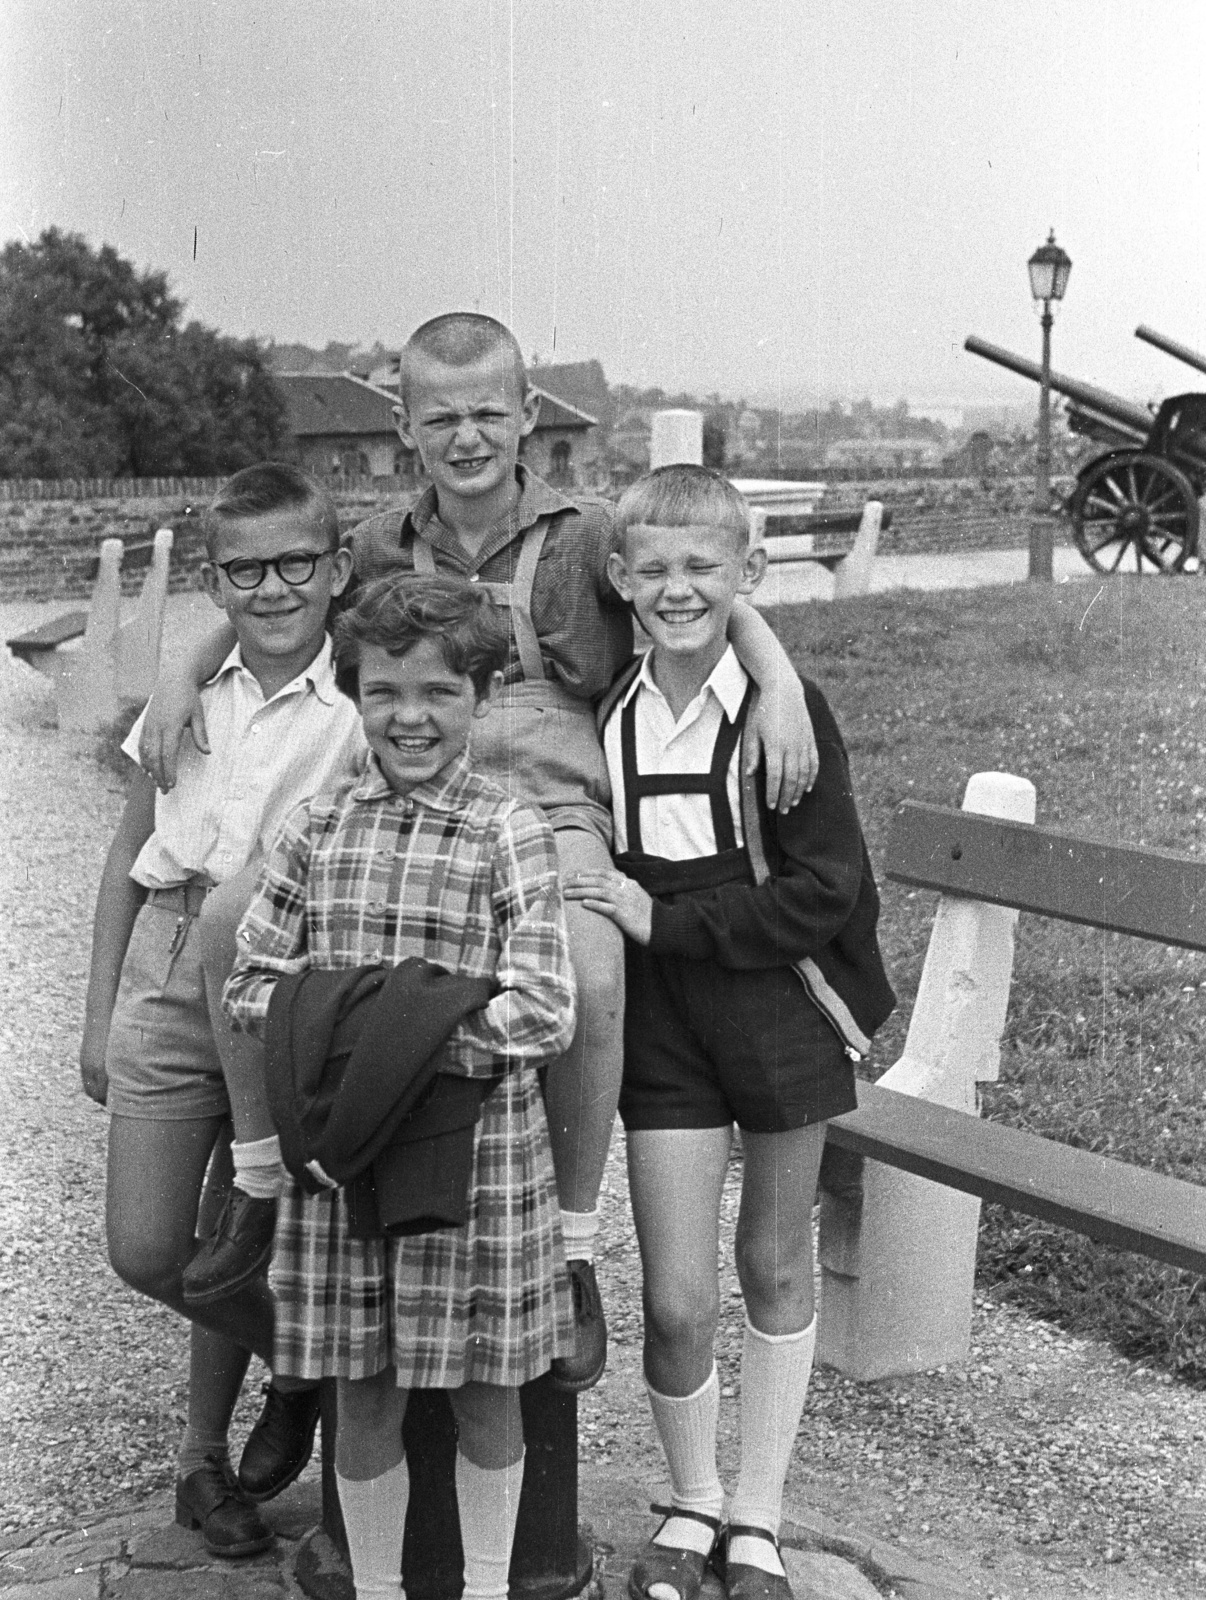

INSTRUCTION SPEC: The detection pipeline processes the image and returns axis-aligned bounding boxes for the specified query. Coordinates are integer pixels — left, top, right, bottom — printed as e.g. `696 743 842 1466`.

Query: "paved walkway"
753 544 1094 608
0 1463 972 1600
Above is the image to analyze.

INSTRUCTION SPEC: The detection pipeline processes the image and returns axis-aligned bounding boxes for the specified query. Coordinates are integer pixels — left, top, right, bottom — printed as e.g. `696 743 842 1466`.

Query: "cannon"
965 334 1206 574
1135 324 1206 380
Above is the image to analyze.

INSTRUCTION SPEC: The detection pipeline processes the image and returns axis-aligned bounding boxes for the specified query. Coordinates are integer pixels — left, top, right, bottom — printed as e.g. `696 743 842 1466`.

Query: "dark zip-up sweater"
598 660 895 1056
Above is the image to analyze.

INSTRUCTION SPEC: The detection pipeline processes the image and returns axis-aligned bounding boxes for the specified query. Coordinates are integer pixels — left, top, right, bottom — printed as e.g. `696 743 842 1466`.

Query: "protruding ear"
392 403 417 453
329 544 354 597
606 550 634 601
518 386 541 439
200 562 227 612
738 543 768 595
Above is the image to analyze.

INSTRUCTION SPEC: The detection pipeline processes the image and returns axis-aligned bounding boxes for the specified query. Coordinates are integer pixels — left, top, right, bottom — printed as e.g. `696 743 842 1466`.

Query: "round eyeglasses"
214 550 334 590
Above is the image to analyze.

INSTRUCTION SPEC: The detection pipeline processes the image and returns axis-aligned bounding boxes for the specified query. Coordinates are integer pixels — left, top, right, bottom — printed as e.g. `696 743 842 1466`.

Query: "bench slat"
6 611 89 661
827 1081 1206 1275
887 801 1206 951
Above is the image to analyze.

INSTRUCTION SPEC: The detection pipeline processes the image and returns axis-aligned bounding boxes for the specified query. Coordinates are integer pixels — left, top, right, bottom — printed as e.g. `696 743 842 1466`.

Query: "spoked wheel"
1070 452 1200 574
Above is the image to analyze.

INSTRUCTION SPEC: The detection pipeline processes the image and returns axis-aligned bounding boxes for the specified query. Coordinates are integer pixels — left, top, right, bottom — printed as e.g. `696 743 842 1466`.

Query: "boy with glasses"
82 463 364 1554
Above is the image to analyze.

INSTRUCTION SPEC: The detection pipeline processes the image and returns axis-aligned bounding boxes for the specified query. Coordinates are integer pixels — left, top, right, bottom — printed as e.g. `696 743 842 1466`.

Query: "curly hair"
332 572 509 701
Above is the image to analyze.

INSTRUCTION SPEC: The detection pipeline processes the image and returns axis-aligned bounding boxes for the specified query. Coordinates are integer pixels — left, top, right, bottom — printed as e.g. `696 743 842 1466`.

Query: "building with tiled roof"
275 373 406 479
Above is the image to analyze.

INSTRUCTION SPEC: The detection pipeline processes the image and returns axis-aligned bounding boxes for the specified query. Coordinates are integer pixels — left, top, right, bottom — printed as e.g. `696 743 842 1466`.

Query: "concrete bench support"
750 501 884 598
5 528 173 731
817 770 1036 1379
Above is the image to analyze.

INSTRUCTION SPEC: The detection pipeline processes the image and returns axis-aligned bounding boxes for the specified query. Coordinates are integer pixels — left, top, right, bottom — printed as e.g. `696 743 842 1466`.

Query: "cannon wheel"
1070 452 1200 574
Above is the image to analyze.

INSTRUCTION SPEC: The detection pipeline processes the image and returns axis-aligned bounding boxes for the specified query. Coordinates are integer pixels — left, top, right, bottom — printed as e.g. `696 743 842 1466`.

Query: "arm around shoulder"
80 772 157 1102
138 620 237 791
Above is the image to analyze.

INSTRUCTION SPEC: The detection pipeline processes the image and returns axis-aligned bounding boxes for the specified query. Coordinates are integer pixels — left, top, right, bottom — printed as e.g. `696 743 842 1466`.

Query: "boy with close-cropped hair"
82 462 363 1557
139 312 819 1392
565 465 894 1600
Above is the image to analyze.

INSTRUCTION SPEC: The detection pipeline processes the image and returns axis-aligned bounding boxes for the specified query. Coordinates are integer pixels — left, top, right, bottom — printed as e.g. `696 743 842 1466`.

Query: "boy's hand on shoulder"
79 1019 110 1106
138 686 211 792
749 673 817 812
564 869 653 945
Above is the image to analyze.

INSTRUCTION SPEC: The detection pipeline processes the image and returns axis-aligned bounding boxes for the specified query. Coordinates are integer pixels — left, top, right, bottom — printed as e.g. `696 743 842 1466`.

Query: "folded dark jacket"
264 959 495 1240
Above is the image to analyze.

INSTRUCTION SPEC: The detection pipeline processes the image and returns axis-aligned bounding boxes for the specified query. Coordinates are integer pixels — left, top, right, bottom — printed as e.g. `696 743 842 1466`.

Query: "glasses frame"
212 549 335 591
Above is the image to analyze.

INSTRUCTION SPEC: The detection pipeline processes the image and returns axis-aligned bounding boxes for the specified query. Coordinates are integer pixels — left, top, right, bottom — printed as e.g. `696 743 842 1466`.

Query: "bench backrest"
887 801 1206 951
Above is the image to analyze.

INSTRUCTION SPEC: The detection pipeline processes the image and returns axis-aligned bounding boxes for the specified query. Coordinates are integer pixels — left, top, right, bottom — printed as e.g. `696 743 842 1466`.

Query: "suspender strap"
620 681 754 855
408 523 548 683
507 522 550 682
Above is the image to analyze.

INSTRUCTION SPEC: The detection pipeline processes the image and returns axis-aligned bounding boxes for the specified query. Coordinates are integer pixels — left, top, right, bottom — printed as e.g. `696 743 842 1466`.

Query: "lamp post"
1027 230 1073 578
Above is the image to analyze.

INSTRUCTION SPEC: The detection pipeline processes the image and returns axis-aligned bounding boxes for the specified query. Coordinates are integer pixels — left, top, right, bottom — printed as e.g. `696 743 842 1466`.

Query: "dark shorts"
618 945 857 1134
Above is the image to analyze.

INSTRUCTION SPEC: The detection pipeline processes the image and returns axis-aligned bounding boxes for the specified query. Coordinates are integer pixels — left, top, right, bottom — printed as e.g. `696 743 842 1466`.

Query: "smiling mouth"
657 607 708 626
389 735 439 755
448 456 491 472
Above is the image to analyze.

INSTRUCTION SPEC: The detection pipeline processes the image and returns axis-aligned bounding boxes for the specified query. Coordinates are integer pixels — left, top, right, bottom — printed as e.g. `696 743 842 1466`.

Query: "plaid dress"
223 751 577 1388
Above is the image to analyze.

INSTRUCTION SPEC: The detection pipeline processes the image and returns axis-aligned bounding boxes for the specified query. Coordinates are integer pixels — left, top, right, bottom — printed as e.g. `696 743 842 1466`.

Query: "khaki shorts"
104 896 229 1121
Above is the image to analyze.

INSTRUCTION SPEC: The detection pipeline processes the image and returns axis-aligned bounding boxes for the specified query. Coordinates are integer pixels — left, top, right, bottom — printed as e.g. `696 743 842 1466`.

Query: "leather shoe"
182 1190 277 1305
714 1525 794 1600
175 1457 273 1558
550 1258 607 1392
238 1380 322 1503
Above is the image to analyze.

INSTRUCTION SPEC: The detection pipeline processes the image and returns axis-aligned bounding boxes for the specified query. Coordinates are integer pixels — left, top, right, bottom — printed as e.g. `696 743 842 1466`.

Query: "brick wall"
0 483 414 602
0 475 1066 603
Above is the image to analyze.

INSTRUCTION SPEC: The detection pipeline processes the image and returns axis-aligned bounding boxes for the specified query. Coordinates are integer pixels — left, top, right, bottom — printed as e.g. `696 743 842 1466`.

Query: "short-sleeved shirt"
123 637 366 889
347 465 633 701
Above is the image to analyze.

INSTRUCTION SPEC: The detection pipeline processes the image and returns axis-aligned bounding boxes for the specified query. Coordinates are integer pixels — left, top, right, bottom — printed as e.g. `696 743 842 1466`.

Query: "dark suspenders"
620 681 754 856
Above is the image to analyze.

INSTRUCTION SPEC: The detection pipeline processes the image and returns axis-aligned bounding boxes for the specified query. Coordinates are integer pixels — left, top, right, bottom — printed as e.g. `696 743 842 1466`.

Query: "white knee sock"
728 1317 816 1575
455 1452 525 1600
231 1134 285 1200
336 1460 408 1600
645 1366 724 1556
559 1208 599 1265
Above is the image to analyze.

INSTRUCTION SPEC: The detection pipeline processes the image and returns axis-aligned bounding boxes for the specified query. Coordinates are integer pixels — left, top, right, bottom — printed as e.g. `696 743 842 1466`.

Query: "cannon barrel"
1135 324 1206 379
963 335 1153 437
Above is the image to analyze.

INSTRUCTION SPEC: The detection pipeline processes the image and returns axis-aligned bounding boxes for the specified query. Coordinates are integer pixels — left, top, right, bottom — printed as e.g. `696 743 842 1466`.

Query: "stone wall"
0 475 1067 603
0 484 413 602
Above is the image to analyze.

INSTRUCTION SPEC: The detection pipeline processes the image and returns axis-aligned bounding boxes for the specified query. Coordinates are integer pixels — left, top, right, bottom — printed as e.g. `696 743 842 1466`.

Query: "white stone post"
51 537 123 730
649 409 703 468
831 501 883 600
817 771 1037 1379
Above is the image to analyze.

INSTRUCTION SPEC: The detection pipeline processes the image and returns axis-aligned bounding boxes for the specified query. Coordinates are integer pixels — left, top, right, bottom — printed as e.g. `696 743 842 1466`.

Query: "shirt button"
366 950 383 964
469 574 479 583
368 901 385 914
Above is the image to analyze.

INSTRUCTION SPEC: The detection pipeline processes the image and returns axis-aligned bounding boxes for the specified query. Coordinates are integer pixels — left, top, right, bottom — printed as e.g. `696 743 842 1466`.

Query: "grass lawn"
766 574 1206 1384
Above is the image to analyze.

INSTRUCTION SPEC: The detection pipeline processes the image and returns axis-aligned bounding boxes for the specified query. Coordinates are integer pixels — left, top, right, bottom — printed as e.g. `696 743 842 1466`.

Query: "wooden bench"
817 788 1206 1378
4 529 173 731
752 501 890 599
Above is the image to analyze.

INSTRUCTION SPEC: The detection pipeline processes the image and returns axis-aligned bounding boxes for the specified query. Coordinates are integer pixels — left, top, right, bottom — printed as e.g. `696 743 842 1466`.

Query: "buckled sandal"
714 1524 792 1600
628 1503 723 1600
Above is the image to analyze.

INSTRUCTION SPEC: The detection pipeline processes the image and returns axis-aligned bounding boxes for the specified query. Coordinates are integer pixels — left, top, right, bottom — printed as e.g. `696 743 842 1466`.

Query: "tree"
0 229 288 477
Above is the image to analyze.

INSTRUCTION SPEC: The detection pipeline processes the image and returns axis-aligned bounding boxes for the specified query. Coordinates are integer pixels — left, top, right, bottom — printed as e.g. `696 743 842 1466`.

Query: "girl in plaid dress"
224 574 577 1600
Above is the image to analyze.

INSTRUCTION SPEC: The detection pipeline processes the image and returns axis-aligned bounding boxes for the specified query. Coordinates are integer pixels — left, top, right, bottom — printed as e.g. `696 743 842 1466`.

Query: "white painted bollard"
832 501 883 600
51 529 173 731
649 409 703 468
817 771 1037 1379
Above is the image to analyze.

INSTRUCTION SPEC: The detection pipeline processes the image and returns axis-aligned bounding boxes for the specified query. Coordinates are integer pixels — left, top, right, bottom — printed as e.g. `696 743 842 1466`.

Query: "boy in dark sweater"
564 465 893 1600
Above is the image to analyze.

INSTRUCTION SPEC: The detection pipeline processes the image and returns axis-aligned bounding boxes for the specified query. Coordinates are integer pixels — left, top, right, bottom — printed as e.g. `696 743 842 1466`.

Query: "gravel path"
1 611 1203 1598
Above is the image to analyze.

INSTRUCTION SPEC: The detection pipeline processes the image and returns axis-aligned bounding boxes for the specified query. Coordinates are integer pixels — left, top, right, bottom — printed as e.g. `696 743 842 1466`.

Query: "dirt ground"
1 598 1203 1598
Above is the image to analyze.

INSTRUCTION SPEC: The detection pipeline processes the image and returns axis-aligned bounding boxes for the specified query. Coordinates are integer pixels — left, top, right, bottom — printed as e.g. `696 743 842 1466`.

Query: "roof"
275 373 399 438
526 360 612 426
530 387 597 430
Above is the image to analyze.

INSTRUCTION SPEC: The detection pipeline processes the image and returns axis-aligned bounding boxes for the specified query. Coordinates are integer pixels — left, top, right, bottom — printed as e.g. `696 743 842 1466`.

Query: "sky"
3 0 1206 412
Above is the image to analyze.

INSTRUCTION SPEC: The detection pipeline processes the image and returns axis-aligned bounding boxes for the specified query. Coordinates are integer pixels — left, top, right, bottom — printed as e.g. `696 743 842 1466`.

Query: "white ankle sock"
336 1459 408 1600
176 1424 229 1479
559 1208 599 1265
232 1134 285 1200
645 1366 723 1558
728 1317 816 1576
455 1452 525 1600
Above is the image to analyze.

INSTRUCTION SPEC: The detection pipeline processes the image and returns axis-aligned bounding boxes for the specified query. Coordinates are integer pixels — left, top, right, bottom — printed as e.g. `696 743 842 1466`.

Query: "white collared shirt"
603 645 748 859
122 637 367 888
